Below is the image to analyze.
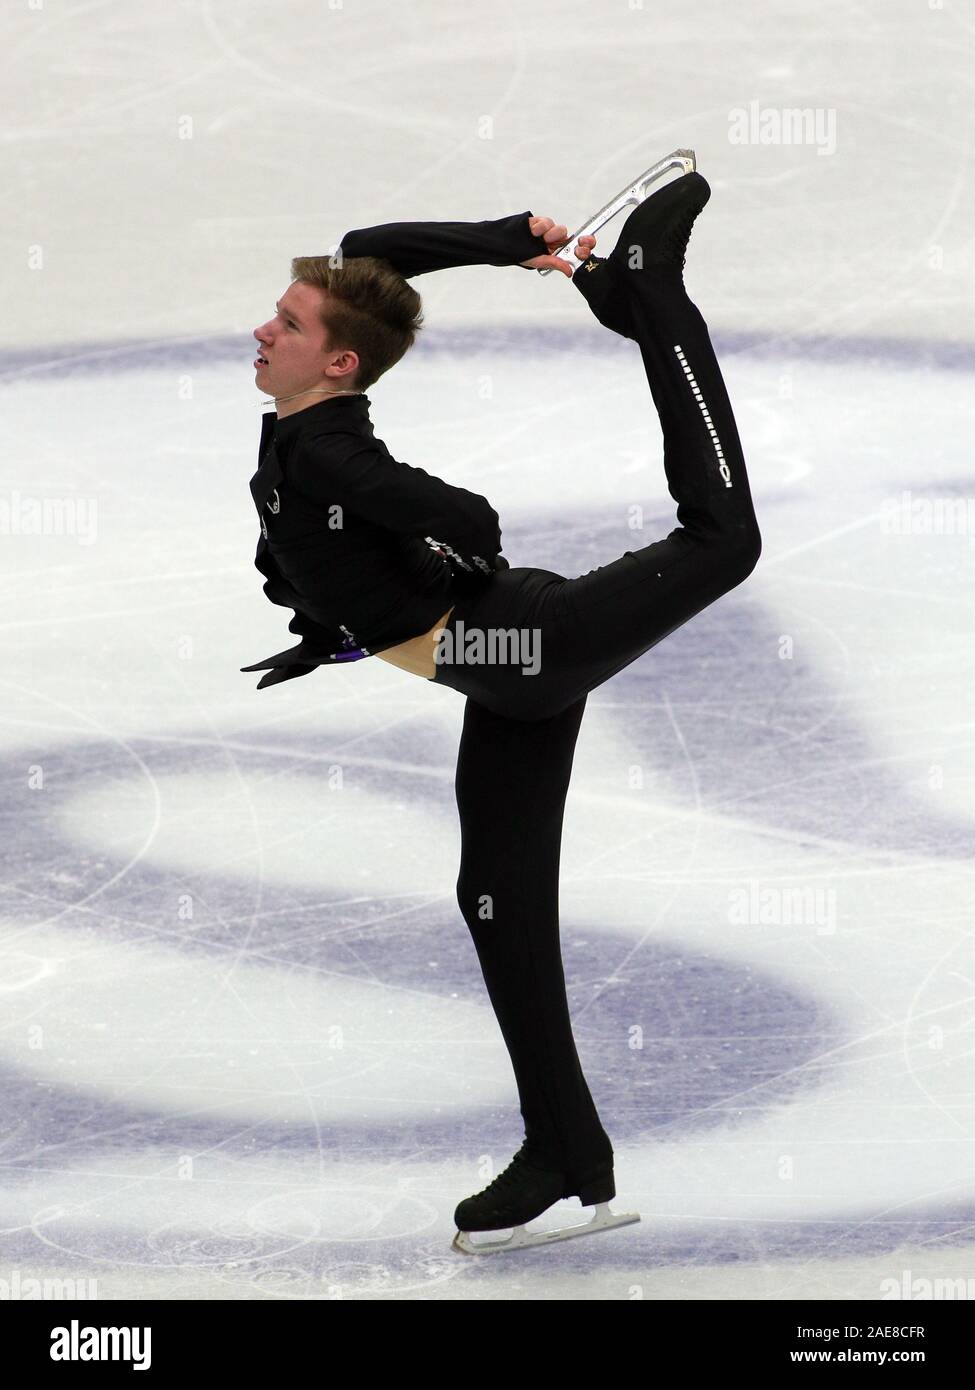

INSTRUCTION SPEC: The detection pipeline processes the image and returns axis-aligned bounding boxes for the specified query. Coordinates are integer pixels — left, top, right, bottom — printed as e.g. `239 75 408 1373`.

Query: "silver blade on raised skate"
451 1201 641 1255
537 148 697 275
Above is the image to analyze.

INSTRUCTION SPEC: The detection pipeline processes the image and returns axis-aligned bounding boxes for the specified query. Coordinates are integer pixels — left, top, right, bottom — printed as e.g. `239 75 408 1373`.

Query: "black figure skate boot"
574 170 711 341
451 1142 639 1255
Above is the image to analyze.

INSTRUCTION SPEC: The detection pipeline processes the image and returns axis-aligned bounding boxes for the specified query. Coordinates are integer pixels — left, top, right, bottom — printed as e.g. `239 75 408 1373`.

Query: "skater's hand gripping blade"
537 148 697 275
451 1202 641 1255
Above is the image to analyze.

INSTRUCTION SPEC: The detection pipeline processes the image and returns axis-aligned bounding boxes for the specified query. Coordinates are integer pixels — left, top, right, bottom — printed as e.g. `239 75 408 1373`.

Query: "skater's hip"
374 604 456 680
430 566 584 721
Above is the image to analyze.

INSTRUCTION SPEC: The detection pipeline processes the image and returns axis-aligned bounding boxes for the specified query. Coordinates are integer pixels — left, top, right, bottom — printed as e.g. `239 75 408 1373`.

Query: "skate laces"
483 1144 558 1195
666 181 706 269
667 203 701 270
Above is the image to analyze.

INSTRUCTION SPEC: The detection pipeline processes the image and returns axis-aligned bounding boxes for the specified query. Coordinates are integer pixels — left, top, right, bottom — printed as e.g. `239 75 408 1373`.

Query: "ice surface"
1 0 973 1300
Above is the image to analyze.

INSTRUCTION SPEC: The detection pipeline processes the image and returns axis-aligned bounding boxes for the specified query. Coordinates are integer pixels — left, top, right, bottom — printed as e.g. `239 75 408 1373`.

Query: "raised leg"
431 174 762 723
540 173 762 698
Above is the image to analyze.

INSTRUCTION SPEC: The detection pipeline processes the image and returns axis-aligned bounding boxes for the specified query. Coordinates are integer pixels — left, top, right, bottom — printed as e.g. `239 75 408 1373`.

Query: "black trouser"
439 273 761 1173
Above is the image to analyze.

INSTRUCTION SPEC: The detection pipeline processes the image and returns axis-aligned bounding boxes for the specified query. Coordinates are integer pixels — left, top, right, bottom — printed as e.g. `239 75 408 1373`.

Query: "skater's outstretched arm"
338 211 594 279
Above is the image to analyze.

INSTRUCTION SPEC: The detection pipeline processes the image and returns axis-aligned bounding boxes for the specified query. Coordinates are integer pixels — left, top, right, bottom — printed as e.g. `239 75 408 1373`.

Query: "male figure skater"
241 161 761 1252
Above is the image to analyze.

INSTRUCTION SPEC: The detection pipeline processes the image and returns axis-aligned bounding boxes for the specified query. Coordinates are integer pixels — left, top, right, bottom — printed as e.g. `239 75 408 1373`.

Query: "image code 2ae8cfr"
798 1327 926 1340
864 1328 926 1338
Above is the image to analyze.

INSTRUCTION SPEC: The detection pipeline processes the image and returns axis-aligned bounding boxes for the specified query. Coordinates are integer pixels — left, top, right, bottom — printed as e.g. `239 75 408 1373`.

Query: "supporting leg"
453 691 614 1173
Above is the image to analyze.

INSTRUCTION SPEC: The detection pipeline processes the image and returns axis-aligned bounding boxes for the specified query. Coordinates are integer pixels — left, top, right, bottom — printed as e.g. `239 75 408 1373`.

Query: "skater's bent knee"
723 525 762 585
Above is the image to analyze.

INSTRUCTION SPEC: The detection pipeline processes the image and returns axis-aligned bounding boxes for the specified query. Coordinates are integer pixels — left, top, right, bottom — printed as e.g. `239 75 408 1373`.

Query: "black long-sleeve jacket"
240 210 547 690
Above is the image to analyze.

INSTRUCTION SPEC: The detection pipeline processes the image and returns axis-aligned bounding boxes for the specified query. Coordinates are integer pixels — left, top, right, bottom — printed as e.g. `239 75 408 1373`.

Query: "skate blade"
451 1201 641 1256
538 148 697 275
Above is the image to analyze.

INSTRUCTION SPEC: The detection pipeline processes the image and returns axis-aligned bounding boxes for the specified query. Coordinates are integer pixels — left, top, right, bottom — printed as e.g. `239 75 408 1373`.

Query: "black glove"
240 641 319 690
240 662 317 690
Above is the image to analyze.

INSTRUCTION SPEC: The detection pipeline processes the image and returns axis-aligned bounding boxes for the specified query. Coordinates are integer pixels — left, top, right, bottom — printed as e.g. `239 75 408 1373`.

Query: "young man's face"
253 282 359 412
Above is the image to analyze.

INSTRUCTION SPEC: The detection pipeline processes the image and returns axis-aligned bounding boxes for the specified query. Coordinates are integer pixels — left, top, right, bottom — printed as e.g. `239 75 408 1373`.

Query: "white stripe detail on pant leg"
673 344 733 488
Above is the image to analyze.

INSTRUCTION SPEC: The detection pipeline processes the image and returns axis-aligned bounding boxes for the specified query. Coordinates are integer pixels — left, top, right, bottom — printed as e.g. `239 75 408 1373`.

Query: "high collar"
264 393 371 454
